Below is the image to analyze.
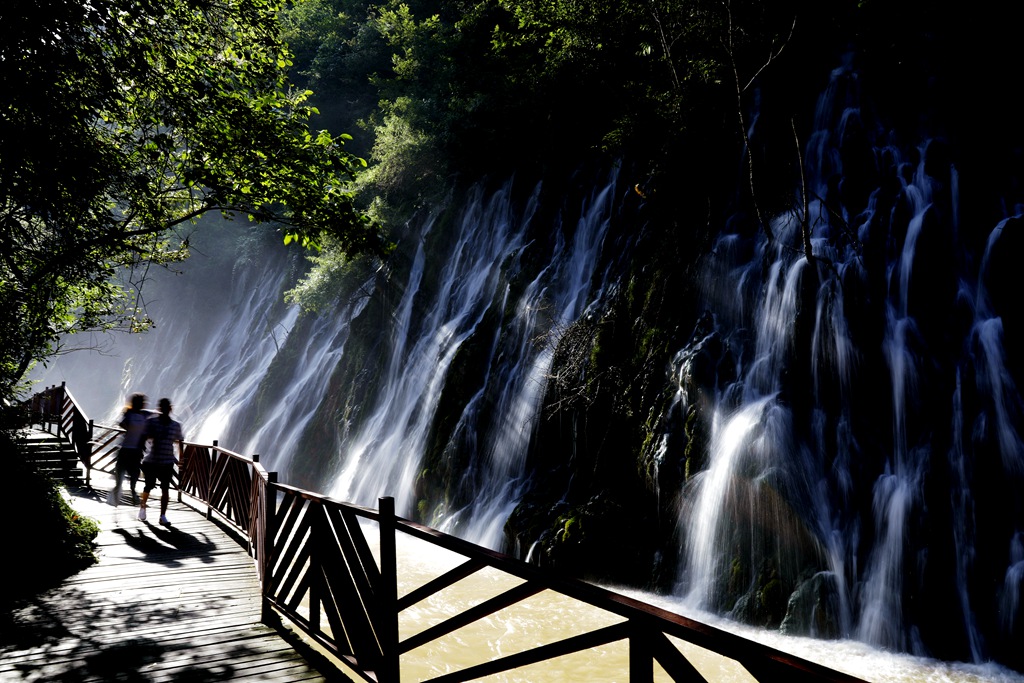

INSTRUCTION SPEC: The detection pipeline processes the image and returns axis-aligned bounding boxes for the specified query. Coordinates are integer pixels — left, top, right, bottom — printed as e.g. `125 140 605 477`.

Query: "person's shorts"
142 462 174 491
117 447 143 477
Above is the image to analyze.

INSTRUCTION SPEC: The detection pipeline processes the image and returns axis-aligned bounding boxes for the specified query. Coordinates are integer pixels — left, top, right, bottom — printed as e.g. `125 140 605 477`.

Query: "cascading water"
328 172 618 547
326 180 549 538
671 61 1024 666
34 169 621 553
37 232 312 438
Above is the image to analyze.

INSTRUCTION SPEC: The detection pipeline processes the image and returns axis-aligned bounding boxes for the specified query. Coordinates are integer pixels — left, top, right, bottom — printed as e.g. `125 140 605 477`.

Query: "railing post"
52 383 65 435
37 387 48 430
59 382 66 425
378 496 400 683
260 471 278 624
70 402 90 487
206 440 218 517
175 439 185 503
251 454 261 559
629 623 654 683
83 419 95 487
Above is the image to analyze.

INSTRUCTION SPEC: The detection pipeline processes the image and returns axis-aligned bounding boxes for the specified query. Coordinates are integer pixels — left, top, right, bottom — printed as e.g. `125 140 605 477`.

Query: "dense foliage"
282 0 740 182
279 0 1024 229
0 428 100 605
0 0 384 402
276 0 817 307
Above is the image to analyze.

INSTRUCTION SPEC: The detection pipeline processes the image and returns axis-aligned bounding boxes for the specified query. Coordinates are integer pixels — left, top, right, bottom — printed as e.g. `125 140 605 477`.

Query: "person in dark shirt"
137 397 183 526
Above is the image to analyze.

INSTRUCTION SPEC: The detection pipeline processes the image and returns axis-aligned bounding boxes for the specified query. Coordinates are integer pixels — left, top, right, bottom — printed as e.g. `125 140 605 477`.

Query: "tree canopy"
0 0 384 400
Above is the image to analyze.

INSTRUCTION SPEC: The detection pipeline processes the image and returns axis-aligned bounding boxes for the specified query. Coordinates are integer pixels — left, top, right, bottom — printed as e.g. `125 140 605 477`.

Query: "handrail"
22 384 868 683
28 382 111 486
27 382 168 489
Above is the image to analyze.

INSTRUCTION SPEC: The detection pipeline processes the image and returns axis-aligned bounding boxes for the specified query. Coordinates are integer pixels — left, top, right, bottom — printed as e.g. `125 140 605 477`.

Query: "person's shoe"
159 515 170 526
137 507 147 522
131 490 139 504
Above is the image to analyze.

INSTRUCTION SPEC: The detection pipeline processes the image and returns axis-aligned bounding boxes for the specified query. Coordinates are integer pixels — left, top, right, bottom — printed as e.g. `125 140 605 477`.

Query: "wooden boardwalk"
0 470 352 682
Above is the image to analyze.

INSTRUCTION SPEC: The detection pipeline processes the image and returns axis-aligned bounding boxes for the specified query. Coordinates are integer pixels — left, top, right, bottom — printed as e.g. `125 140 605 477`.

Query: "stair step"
16 429 83 484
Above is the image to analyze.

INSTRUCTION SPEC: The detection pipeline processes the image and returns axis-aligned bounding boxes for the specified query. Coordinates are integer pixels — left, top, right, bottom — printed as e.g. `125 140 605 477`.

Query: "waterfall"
672 60 1024 664
36 234 311 438
328 172 618 546
33 169 621 552
327 180 545 536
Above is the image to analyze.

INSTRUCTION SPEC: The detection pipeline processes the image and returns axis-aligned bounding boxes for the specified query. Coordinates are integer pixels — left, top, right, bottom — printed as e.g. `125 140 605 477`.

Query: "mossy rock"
727 559 790 629
512 491 663 587
780 572 843 639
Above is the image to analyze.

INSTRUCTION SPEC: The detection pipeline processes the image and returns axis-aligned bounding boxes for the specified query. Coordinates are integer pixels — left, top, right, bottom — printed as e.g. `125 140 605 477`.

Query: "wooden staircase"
17 428 83 484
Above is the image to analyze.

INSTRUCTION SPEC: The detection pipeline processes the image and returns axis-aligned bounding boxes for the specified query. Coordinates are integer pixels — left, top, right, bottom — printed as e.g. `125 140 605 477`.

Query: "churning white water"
378 526 1024 683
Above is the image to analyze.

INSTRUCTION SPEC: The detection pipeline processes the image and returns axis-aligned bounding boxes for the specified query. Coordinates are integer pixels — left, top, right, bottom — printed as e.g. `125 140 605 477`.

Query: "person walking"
109 392 149 505
137 397 183 525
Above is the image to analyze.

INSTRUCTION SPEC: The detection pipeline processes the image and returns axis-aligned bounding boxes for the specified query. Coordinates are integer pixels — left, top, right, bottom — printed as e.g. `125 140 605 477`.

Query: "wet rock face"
504 490 667 587
498 136 1024 671
780 572 843 640
981 215 1024 381
730 560 787 630
644 52 1024 669
672 313 733 483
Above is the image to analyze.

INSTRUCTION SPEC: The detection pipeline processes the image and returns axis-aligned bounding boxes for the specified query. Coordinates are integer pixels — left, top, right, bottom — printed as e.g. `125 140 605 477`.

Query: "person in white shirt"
110 393 148 505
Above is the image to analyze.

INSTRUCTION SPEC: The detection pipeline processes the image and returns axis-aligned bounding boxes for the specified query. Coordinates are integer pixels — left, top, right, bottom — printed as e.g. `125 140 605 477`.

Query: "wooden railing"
28 383 119 486
25 383 867 683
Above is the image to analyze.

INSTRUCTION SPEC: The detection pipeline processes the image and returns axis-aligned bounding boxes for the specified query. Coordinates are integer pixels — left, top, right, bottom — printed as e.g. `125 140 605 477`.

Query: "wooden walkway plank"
0 472 352 682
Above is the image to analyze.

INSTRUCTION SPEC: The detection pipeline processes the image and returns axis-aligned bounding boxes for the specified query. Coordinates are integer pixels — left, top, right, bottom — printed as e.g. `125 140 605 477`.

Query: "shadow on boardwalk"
0 472 353 682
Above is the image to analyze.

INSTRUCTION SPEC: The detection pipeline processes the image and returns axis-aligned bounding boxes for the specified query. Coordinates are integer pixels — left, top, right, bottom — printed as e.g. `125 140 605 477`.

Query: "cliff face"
500 49 1024 668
